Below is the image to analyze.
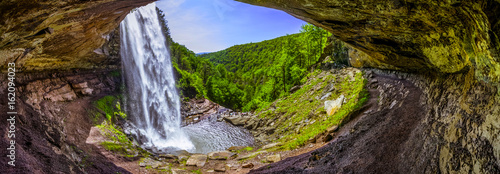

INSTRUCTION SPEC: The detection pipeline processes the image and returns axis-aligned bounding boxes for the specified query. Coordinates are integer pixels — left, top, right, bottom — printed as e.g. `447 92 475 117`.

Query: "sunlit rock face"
0 0 154 71
238 0 500 81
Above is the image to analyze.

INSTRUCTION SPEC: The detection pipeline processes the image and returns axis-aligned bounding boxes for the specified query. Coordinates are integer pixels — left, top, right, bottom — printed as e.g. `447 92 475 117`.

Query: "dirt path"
249 71 426 174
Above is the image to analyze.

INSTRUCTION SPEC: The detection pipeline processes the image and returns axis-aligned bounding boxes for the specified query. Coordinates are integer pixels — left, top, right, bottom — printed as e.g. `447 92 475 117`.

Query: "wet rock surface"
0 0 154 71
186 154 208 167
207 151 235 160
180 98 221 126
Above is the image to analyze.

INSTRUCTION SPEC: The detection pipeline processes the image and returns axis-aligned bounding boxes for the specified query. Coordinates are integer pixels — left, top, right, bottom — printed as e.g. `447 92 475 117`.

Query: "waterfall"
120 3 194 152
120 2 253 154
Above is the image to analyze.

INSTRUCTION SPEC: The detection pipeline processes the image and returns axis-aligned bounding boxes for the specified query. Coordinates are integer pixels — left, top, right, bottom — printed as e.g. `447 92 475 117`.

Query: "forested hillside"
158 8 334 111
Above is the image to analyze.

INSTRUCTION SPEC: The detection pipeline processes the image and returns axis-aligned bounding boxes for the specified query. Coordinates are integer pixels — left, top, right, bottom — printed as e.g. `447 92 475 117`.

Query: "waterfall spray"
120 3 194 152
120 2 253 154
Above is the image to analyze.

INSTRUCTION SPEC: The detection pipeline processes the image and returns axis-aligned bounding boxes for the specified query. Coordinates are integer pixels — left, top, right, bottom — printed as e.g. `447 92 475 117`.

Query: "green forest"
157 8 336 111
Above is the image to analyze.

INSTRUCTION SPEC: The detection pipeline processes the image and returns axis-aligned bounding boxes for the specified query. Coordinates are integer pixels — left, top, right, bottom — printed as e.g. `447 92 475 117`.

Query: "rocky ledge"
0 0 154 71
0 69 127 173
237 0 500 81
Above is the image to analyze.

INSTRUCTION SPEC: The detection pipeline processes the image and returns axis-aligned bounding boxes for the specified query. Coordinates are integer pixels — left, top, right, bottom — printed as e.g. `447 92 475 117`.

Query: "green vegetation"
202 26 330 111
91 95 149 158
93 95 125 124
178 158 187 165
201 28 329 111
257 70 368 150
100 141 127 154
97 121 147 157
97 122 130 144
191 169 202 174
157 8 331 111
109 70 121 77
235 146 254 153
156 8 366 152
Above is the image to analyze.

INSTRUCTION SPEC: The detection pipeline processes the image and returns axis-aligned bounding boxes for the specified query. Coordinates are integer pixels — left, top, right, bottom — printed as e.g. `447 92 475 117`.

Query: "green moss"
97 123 130 144
93 95 126 124
179 158 187 165
101 141 127 153
97 122 151 157
191 169 202 174
239 151 263 162
255 69 369 150
236 146 254 153
109 70 121 77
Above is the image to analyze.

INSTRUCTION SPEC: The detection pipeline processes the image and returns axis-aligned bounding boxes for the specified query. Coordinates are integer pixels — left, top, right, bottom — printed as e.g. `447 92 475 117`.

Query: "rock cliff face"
235 0 500 173
0 0 153 71
1 0 499 173
0 69 128 173
249 69 499 174
0 0 152 173
238 0 500 81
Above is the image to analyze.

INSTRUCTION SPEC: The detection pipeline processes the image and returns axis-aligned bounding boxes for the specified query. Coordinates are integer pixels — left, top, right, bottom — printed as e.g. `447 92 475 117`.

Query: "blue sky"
156 0 306 53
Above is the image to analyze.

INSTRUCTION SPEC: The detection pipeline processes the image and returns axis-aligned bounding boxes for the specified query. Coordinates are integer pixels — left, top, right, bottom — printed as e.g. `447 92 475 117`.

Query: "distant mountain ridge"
195 52 212 56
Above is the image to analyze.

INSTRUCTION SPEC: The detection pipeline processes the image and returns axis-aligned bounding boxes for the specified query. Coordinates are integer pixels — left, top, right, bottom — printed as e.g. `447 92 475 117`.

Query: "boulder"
158 166 170 170
80 88 94 95
323 134 334 143
236 151 266 160
266 154 281 163
186 154 207 167
72 82 88 89
159 154 177 159
326 125 339 134
307 136 317 144
172 169 191 174
214 163 226 172
324 95 345 116
139 158 163 168
174 150 192 156
242 163 254 168
208 151 235 160
225 163 240 170
227 146 246 152
261 142 282 150
223 116 249 126
177 155 189 161
85 127 107 144
320 92 332 100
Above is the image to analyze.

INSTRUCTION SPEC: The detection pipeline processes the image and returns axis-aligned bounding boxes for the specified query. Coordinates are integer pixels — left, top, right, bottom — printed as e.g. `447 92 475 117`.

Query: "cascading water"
120 3 194 152
120 3 253 154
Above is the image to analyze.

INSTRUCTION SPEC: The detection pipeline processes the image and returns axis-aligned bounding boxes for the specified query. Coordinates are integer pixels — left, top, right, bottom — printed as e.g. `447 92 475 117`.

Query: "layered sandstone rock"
237 0 500 81
0 0 153 71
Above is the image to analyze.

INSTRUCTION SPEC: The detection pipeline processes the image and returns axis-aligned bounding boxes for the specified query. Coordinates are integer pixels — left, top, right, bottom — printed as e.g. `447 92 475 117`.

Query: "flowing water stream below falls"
119 3 253 154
